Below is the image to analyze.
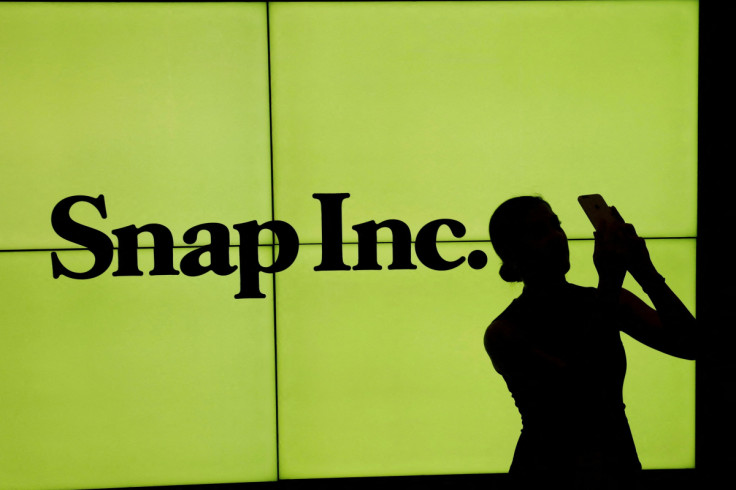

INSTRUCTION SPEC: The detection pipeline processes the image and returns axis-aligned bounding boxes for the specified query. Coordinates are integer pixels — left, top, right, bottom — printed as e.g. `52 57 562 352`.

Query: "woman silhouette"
483 196 697 490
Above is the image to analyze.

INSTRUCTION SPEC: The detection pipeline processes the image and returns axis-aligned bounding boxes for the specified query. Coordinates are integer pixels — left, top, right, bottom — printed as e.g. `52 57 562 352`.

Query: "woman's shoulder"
484 300 522 351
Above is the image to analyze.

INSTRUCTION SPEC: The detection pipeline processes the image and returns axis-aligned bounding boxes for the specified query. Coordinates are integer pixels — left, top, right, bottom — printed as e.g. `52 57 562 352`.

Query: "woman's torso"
487 284 641 475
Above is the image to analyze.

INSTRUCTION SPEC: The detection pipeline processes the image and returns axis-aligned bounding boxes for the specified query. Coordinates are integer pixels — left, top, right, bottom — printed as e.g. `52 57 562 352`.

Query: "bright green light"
0 3 272 249
270 1 697 241
277 240 695 478
0 249 278 489
0 1 697 487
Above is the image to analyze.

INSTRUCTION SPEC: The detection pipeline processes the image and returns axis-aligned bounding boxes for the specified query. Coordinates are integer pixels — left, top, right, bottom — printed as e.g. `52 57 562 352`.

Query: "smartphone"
577 194 621 231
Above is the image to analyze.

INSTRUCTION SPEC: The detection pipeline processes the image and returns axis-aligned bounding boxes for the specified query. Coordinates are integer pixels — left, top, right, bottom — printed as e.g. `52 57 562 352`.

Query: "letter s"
51 195 113 279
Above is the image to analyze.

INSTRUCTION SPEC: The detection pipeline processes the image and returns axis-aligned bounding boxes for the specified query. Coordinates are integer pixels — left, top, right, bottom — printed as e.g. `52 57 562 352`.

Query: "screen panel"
0 1 698 487
0 248 277 490
270 1 698 243
277 242 520 478
276 239 695 478
0 2 272 249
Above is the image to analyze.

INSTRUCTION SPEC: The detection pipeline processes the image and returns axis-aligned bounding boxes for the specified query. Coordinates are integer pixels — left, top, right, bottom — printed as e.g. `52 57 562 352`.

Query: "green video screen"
0 2 272 249
0 249 277 489
277 240 695 478
270 1 697 242
0 1 698 489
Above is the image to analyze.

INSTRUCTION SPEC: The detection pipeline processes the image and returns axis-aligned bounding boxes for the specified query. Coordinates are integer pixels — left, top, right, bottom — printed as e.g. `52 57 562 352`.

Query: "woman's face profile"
515 202 570 283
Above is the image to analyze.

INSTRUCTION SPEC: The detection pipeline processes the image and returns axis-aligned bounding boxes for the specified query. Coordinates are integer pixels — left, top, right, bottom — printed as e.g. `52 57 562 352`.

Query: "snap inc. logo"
51 194 489 298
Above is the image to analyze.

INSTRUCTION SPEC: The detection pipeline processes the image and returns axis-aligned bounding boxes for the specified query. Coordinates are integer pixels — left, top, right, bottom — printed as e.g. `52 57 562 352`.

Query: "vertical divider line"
265 1 280 481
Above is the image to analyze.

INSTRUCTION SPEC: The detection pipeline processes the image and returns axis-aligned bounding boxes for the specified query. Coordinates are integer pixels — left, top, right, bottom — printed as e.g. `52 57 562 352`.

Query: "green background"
277 240 695 478
0 2 697 489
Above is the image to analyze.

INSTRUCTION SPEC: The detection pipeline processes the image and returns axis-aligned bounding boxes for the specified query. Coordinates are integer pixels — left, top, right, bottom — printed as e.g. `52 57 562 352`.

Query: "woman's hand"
594 218 627 290
594 206 658 289
620 223 659 284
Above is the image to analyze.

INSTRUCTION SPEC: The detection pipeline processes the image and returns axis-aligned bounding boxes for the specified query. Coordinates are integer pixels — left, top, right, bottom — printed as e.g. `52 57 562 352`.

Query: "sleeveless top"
484 284 641 476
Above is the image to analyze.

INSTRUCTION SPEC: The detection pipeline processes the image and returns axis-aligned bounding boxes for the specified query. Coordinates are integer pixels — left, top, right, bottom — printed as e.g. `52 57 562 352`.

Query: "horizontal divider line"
0 236 700 253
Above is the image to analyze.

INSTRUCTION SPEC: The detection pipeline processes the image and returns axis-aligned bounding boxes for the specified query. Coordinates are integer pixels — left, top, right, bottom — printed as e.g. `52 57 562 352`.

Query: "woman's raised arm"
594 212 697 360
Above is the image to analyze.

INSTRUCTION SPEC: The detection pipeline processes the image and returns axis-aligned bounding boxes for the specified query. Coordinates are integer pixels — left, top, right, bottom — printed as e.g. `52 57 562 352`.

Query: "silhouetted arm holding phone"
594 208 697 360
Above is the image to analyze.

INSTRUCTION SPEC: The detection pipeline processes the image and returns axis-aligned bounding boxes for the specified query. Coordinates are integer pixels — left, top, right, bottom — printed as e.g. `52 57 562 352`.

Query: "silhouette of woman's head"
489 196 570 285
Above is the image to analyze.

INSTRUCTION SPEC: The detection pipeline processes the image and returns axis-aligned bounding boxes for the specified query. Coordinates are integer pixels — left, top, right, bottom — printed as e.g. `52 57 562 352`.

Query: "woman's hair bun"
499 263 522 283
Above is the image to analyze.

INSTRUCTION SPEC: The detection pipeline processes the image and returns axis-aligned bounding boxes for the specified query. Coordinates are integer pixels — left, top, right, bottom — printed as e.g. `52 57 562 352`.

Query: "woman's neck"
521 276 570 298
